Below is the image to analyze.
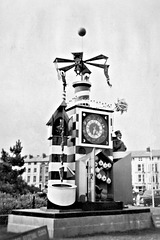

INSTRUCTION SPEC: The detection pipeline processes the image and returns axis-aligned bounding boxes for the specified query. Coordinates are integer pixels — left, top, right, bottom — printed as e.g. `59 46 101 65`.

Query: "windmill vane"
53 53 112 87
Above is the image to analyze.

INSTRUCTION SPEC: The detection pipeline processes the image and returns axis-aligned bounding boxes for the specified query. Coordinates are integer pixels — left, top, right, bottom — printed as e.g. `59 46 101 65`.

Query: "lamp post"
147 147 154 207
151 149 155 208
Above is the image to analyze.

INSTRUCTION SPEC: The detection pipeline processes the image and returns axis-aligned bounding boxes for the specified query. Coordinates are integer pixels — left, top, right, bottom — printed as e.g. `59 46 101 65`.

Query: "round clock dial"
86 120 103 139
82 113 108 144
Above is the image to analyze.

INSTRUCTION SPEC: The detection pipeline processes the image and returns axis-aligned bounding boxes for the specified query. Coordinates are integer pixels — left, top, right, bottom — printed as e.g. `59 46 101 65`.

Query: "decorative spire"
53 28 111 87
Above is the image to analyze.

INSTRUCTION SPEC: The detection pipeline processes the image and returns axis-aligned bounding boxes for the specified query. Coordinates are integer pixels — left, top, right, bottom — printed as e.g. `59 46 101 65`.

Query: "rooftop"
131 150 160 157
24 155 49 163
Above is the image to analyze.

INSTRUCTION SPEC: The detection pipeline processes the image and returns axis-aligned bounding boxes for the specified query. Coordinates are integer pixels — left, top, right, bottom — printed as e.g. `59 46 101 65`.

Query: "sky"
0 0 160 156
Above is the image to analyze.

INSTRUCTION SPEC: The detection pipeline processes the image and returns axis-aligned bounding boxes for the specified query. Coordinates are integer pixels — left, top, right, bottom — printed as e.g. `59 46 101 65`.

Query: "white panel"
49 162 75 172
76 159 87 200
66 146 75 155
49 145 68 155
75 154 86 161
47 126 52 139
75 90 90 97
76 142 112 149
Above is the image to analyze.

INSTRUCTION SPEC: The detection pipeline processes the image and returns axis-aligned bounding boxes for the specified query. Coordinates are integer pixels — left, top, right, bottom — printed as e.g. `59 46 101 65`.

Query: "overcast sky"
0 0 160 156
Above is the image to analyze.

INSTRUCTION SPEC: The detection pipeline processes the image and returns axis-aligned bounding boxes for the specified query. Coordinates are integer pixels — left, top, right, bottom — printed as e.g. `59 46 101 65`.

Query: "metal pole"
90 148 95 202
151 149 155 207
59 71 67 182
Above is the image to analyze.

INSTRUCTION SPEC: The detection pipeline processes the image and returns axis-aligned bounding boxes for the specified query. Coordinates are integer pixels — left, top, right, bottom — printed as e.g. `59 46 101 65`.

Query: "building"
22 154 49 190
22 149 160 195
131 150 160 193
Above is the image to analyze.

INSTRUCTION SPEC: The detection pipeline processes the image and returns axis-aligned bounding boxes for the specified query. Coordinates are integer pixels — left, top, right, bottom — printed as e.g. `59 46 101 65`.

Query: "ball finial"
78 28 86 37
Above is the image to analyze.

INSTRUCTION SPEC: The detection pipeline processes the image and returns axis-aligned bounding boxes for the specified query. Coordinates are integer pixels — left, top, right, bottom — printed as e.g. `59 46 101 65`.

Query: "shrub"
0 192 47 215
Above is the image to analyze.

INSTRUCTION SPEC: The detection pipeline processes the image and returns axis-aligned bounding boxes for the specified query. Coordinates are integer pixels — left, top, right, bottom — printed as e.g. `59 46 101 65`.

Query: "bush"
0 192 47 215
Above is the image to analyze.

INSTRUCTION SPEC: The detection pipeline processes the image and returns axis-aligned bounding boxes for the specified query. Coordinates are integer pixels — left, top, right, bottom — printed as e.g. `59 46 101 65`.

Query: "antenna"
78 27 86 52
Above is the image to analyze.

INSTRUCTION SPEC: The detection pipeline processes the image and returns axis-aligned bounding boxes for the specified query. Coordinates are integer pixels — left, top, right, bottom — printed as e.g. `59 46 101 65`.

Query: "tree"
9 140 25 168
0 140 28 195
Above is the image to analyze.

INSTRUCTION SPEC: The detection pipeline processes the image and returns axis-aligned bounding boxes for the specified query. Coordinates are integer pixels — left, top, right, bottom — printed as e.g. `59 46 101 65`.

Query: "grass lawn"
0 226 17 240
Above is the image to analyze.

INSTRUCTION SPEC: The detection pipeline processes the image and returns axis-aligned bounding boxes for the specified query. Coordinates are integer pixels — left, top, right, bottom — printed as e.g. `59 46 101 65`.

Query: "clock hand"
92 126 97 135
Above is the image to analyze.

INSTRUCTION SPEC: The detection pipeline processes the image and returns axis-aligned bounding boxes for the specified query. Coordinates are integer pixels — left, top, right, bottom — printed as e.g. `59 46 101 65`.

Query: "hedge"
0 192 47 215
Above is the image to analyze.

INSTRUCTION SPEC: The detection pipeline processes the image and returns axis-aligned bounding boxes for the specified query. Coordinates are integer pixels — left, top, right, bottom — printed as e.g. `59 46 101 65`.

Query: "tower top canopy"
54 53 110 80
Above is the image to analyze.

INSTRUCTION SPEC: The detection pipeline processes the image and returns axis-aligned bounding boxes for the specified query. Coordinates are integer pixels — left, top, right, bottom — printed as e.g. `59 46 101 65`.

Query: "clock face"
82 113 108 145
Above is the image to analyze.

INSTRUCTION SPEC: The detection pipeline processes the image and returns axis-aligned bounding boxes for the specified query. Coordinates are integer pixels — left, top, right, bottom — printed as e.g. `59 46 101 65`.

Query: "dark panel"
113 154 132 205
49 154 67 163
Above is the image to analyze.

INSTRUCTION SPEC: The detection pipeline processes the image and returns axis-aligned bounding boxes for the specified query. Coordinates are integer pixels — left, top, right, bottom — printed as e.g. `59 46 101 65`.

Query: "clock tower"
65 74 114 202
47 43 127 209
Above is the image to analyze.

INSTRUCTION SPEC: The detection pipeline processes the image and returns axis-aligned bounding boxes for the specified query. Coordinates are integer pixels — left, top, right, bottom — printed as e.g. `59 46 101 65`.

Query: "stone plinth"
7 207 152 239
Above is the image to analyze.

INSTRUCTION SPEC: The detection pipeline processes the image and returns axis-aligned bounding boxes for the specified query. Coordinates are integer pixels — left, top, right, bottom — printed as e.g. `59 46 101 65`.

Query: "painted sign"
8 225 49 240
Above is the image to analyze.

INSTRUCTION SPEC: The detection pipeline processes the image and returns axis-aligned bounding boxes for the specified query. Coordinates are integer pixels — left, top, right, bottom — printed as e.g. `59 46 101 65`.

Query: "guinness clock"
82 112 109 145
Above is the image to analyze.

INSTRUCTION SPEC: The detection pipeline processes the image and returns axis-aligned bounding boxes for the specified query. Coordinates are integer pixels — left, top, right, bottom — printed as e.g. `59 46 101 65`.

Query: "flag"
104 61 112 87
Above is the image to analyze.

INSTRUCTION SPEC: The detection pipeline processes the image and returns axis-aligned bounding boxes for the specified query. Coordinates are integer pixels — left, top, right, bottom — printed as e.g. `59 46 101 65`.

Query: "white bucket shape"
48 183 77 206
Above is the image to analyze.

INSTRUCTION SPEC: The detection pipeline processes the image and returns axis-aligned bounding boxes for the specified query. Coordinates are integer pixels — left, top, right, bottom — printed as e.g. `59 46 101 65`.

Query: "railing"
67 98 113 110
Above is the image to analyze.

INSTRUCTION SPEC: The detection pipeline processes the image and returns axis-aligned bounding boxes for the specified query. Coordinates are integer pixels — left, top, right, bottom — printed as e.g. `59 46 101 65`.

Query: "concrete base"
7 207 152 239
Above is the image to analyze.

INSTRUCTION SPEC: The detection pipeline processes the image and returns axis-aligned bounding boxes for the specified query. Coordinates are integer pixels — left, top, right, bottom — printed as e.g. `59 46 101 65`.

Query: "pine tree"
0 140 27 194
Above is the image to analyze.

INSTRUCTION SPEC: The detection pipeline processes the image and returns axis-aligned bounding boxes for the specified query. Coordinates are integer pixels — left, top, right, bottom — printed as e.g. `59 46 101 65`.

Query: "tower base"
47 199 123 211
7 207 152 239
